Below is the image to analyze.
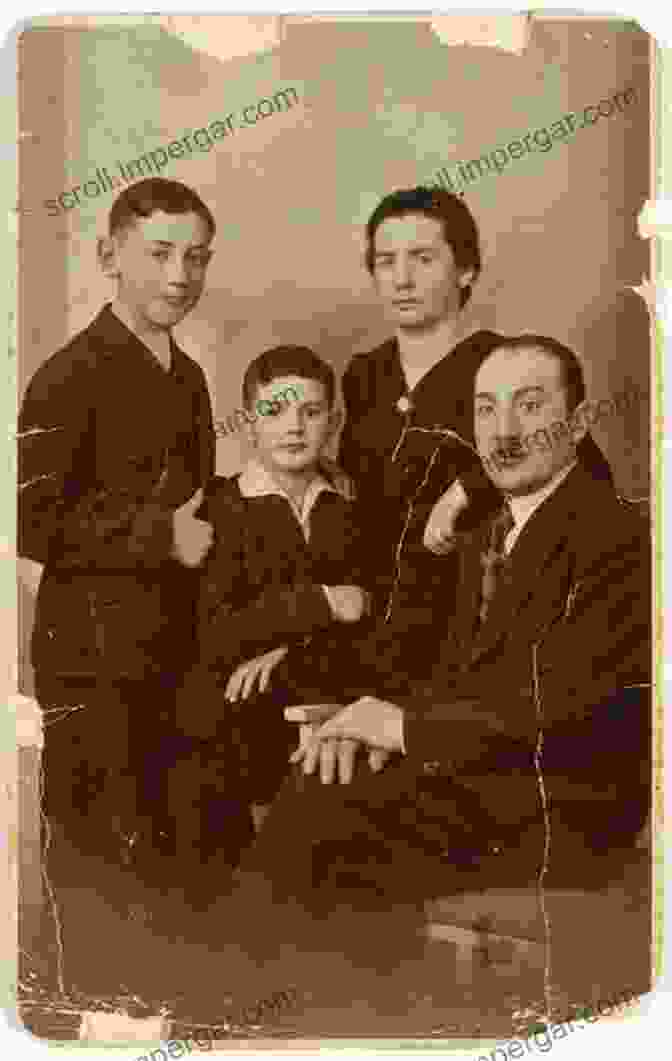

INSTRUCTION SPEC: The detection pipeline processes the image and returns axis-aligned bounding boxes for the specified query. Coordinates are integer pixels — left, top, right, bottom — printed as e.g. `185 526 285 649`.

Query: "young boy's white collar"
238 459 346 540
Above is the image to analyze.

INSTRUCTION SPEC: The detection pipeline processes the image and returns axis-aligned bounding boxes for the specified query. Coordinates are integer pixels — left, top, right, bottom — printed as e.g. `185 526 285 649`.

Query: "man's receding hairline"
479 344 568 379
476 344 572 402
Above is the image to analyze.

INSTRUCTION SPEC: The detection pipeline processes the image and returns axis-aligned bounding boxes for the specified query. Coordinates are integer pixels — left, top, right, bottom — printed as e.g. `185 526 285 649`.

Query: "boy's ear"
97 235 121 279
458 266 476 290
243 410 258 448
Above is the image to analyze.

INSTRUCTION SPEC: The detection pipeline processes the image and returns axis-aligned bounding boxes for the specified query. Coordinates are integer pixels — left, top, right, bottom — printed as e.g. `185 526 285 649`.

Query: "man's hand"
324 585 370 623
172 488 214 567
225 644 289 702
423 478 469 555
290 697 404 782
289 736 392 785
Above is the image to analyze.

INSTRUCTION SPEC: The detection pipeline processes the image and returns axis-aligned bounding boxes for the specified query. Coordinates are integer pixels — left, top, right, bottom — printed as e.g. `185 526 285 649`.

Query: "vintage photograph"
13 11 655 1046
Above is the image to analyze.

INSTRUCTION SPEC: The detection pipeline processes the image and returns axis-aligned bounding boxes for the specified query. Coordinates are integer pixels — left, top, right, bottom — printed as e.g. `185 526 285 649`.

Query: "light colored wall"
20 17 650 484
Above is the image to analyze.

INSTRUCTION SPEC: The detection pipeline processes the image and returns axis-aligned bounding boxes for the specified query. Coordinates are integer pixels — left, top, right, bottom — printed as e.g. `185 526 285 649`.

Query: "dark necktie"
478 503 515 626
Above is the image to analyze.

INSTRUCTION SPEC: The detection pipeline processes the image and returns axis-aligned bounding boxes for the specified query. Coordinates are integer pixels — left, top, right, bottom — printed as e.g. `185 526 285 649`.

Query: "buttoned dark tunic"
19 303 215 687
339 331 503 645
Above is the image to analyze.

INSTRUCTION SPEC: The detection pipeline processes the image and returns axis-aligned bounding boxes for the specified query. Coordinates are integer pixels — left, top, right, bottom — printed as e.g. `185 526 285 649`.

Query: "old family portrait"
16 13 653 1044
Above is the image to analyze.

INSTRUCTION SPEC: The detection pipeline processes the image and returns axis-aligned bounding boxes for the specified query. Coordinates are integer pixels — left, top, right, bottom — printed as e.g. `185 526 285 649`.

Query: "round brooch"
396 395 412 414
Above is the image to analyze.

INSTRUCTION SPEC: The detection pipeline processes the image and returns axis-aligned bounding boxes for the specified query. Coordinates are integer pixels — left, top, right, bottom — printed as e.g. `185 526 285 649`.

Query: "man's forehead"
374 212 445 249
476 346 563 393
130 210 211 245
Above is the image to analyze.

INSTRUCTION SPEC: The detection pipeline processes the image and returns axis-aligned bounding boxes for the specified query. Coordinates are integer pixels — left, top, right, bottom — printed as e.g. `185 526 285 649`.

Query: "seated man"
237 334 650 924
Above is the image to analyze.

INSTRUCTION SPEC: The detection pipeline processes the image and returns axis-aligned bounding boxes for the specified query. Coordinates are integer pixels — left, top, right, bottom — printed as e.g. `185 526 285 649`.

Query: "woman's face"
371 213 474 332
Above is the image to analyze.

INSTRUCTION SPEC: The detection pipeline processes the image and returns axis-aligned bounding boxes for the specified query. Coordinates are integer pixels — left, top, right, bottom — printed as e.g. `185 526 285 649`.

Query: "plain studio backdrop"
18 15 651 696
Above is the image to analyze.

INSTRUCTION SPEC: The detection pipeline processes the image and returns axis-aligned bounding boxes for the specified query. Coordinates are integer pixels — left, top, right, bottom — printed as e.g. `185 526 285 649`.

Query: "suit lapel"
468 466 588 663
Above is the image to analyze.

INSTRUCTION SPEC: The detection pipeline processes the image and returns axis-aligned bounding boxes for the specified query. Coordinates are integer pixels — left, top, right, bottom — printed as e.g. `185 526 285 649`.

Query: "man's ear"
568 399 591 444
97 235 120 279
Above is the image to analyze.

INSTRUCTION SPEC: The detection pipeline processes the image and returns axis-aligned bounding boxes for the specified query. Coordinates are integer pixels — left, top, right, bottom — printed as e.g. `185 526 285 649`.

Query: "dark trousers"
239 750 652 918
35 670 182 851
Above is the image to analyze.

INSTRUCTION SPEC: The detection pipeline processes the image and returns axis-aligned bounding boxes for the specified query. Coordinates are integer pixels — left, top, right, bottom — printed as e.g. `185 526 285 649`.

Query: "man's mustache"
489 439 527 464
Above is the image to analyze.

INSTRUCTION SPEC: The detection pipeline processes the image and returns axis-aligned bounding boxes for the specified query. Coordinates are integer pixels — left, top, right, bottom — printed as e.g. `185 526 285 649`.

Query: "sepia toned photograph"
10 10 657 1048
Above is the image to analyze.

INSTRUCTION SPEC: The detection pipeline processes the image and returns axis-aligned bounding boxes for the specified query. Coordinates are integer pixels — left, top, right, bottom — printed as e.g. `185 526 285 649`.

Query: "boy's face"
371 213 474 330
108 210 212 330
248 376 337 476
475 346 580 496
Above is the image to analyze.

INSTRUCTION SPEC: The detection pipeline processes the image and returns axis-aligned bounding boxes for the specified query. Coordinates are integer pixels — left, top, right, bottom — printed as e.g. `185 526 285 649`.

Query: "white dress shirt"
504 460 577 555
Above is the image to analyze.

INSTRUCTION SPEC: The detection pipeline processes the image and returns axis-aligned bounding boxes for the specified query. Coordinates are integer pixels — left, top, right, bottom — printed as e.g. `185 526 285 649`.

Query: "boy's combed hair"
109 177 216 240
242 345 336 410
365 186 481 308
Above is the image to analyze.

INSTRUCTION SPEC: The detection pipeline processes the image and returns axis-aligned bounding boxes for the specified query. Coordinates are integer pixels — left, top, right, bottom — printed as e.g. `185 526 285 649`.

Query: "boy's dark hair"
242 345 336 410
493 334 586 413
109 177 216 240
365 186 481 308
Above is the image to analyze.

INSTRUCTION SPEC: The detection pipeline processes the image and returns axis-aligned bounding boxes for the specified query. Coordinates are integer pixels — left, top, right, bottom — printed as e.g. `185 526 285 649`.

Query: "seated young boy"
175 345 370 855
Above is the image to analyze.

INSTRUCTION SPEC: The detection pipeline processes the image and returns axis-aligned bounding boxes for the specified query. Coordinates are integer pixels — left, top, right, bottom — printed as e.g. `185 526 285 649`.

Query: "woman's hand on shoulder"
423 478 469 555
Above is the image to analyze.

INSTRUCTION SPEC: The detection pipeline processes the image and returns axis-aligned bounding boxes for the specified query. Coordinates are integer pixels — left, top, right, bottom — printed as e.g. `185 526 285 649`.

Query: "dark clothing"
175 473 368 806
36 670 181 842
339 332 613 626
399 464 651 843
339 331 503 622
234 464 651 915
19 303 215 683
19 303 215 839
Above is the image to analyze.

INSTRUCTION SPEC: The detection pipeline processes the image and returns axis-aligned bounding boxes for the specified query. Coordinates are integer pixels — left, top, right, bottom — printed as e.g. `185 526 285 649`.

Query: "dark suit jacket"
399 462 651 826
18 304 215 684
238 463 650 914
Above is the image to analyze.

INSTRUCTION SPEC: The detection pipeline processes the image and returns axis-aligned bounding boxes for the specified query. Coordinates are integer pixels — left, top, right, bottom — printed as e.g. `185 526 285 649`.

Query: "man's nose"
494 405 521 439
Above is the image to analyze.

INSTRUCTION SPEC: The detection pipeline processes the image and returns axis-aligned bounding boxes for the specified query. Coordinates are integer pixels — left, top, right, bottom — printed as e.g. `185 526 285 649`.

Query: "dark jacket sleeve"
192 360 216 486
401 522 651 774
18 351 175 571
200 582 334 669
196 490 334 670
338 353 373 490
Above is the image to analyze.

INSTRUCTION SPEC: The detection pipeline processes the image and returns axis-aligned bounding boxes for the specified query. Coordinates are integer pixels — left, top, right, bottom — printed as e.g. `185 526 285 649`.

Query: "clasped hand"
289 697 405 784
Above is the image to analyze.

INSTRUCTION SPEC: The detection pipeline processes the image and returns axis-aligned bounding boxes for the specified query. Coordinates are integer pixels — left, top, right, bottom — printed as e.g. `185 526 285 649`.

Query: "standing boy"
18 178 216 864
176 345 369 856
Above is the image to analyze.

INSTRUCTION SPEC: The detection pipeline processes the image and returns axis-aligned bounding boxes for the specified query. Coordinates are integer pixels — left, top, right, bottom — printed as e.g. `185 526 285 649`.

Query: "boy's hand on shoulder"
225 644 289 702
323 585 370 623
171 487 214 567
